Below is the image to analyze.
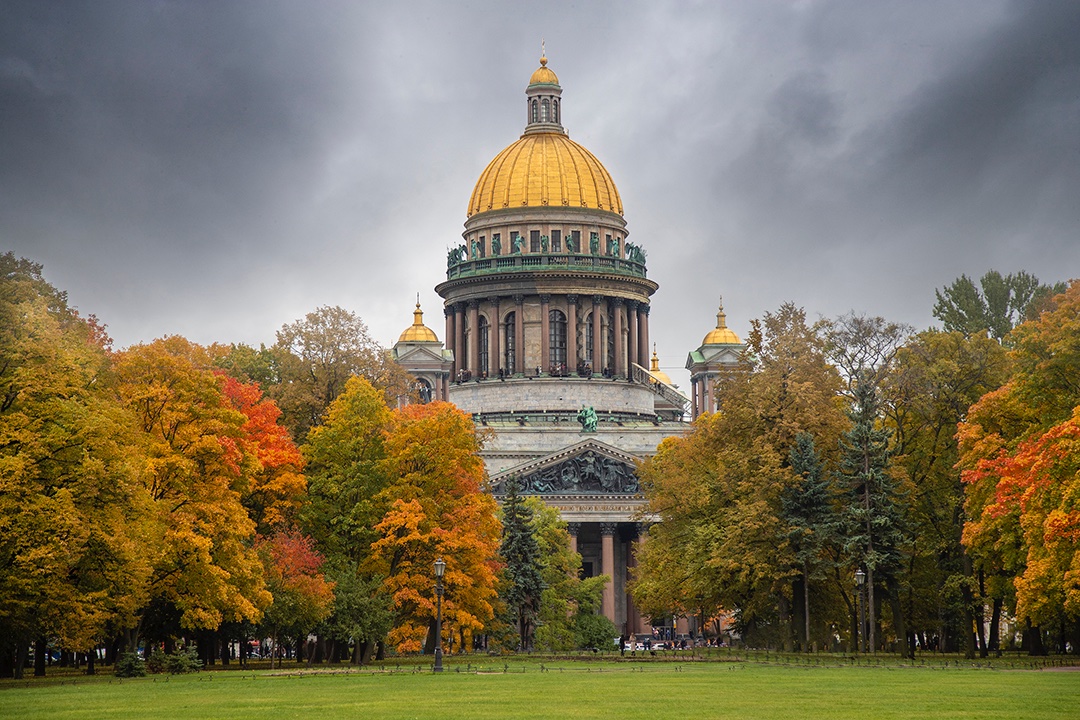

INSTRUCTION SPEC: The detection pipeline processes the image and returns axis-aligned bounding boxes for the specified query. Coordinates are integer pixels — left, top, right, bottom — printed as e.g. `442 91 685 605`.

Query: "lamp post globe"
434 558 446 672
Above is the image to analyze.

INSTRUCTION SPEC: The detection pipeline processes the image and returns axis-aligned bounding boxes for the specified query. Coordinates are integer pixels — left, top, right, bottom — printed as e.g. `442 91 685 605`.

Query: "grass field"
2 656 1078 720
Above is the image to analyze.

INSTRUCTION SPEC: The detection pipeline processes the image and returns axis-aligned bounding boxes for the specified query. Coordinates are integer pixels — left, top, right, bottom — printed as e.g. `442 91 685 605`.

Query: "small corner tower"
392 297 453 404
686 299 745 419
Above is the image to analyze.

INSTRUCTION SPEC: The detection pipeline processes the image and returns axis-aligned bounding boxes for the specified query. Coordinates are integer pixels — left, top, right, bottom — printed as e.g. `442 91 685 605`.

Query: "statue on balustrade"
577 405 598 432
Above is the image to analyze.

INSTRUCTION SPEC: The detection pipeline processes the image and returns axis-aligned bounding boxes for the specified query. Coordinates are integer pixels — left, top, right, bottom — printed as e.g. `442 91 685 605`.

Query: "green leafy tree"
933 270 1065 341
887 330 1009 656
499 477 544 651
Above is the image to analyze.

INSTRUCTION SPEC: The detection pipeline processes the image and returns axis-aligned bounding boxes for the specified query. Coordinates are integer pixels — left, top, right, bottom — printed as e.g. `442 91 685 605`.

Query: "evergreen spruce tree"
838 374 908 655
783 432 834 651
499 476 544 651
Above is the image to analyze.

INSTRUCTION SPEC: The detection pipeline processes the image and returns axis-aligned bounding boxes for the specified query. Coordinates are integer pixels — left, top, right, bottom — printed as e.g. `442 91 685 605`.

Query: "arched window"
531 100 538 123
504 311 516 372
606 309 615 371
417 379 433 404
549 309 567 368
541 98 550 122
553 99 559 123
586 312 595 366
478 316 490 377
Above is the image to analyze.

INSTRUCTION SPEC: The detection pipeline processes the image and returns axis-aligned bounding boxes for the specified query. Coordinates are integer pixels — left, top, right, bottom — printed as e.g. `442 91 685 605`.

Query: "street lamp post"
434 558 446 673
855 568 866 654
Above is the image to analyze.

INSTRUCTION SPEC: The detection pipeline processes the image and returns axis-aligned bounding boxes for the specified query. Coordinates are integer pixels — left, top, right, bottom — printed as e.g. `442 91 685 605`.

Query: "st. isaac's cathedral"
392 53 745 636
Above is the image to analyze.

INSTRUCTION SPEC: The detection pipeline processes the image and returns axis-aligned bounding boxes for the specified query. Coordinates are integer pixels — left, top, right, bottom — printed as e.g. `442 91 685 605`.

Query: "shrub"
164 645 202 674
115 652 146 678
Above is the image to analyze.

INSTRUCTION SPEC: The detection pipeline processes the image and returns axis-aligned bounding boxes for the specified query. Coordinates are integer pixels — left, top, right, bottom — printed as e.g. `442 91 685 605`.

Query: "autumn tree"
636 304 849 649
112 337 271 648
220 375 306 533
498 477 544 651
255 530 335 668
271 306 417 442
0 254 147 677
933 270 1065 341
368 402 501 654
959 280 1080 653
886 330 1009 656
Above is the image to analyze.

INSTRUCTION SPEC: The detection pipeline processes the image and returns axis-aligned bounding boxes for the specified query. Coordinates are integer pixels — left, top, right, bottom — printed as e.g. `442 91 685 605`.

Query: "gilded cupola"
466 53 623 218
398 299 439 343
701 301 741 346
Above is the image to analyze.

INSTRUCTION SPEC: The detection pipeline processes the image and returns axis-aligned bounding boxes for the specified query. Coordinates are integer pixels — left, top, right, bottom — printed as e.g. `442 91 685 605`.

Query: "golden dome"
649 346 673 385
398 300 439 343
468 132 623 217
529 55 559 85
702 302 741 345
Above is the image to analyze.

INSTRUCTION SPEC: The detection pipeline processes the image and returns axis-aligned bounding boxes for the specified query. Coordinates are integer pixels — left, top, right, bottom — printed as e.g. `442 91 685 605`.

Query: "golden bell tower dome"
398 298 439 343
467 54 623 218
702 301 741 345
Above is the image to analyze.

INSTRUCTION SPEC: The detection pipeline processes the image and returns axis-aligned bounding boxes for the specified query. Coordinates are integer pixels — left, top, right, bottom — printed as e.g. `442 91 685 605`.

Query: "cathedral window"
541 98 550 122
551 229 562 252
549 309 567 368
530 230 541 253
586 312 595 365
504 312 516 371
570 229 581 253
531 100 538 123
553 99 559 123
478 316 490 376
479 236 486 258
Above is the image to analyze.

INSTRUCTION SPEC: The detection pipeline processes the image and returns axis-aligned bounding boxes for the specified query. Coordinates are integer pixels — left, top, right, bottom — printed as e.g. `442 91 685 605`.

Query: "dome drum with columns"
393 54 743 637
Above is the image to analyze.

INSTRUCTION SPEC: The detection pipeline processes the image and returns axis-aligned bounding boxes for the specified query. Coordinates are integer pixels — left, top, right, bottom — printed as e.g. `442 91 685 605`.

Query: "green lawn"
2 659 1077 719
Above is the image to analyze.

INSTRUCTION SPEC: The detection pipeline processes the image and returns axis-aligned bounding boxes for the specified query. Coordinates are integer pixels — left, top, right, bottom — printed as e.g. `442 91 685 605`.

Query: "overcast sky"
3 1 1078 389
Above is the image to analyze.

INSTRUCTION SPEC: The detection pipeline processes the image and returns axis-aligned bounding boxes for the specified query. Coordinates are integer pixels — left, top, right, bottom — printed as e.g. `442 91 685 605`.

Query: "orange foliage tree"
959 280 1080 650
368 402 501 653
113 337 271 641
220 375 306 532
255 530 335 667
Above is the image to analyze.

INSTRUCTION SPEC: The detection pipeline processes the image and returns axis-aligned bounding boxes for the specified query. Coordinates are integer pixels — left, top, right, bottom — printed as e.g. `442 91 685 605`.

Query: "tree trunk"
866 568 875 653
888 588 912 659
34 636 46 677
803 562 811 651
988 597 1002 655
86 650 96 676
1024 620 1046 656
14 638 28 680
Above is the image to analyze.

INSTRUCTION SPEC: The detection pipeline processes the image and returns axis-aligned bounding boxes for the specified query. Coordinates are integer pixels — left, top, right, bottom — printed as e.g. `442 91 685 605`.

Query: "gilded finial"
716 297 727 329
540 38 546 66
413 296 424 325
651 343 661 372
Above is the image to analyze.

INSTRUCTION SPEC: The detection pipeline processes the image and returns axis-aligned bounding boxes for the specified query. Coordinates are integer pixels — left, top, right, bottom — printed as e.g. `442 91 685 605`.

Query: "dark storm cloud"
2 1 1077 387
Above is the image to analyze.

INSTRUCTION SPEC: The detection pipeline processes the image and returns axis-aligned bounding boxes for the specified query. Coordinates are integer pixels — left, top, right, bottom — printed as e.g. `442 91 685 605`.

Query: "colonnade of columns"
443 294 651 379
690 372 716 419
567 521 650 634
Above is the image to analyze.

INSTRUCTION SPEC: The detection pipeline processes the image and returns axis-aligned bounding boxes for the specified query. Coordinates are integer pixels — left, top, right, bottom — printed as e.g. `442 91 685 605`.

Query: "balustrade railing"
447 252 647 279
631 363 690 415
